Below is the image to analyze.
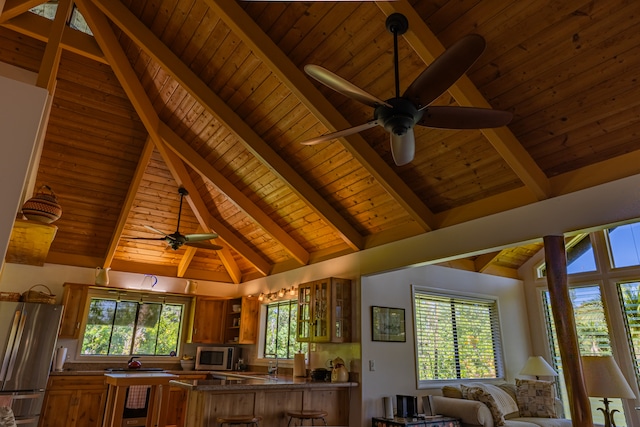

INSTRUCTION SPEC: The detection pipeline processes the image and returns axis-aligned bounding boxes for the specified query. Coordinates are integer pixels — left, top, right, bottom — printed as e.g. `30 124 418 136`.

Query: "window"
542 285 625 425
607 223 640 268
413 289 504 384
263 299 307 359
536 234 597 278
80 290 186 357
30 2 93 35
617 281 640 386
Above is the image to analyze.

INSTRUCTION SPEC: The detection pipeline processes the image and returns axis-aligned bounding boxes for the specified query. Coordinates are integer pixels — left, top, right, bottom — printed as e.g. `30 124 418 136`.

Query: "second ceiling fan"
300 13 512 166
132 187 222 251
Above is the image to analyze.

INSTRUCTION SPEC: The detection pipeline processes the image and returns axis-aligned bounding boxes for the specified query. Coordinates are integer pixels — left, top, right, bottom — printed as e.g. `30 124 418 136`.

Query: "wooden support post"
543 235 593 427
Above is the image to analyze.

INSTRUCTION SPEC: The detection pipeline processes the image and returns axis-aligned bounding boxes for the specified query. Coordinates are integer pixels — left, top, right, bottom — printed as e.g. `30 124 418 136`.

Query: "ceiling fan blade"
144 225 170 237
390 129 415 166
305 64 392 108
417 106 513 129
300 120 379 145
403 34 486 109
128 236 168 242
184 241 223 250
185 233 219 242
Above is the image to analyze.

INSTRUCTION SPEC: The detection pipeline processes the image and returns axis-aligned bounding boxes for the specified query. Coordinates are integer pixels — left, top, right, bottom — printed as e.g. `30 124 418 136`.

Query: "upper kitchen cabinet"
188 297 225 344
297 278 352 343
224 296 259 344
59 283 89 339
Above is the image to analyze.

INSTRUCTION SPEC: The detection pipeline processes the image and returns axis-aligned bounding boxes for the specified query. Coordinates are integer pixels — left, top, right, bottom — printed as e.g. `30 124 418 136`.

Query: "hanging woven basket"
22 185 62 224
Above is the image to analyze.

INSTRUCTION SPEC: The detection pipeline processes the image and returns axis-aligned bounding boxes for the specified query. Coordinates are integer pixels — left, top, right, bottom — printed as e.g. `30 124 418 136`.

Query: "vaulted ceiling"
1 0 639 283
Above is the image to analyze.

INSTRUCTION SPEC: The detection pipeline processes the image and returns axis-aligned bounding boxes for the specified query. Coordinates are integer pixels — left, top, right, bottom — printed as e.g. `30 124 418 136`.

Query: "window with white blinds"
617 281 640 385
413 290 504 384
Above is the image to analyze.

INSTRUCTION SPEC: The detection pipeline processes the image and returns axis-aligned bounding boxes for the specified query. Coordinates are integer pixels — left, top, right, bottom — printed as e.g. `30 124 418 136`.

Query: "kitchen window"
413 289 504 385
80 290 188 357
263 299 307 359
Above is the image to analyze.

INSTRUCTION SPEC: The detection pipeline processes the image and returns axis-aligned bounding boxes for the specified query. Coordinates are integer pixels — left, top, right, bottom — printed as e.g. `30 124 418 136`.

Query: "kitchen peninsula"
171 373 356 427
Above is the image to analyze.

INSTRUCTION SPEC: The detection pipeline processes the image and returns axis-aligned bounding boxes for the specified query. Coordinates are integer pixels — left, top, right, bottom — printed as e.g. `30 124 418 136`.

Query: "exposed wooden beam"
36 0 72 93
90 0 364 252
0 0 44 23
103 137 155 268
177 245 197 278
110 259 233 283
474 251 501 272
376 0 550 201
205 0 436 233
2 13 106 63
76 0 278 275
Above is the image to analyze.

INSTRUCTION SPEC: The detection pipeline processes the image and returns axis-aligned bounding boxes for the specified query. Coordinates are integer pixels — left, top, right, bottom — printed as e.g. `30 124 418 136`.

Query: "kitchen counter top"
49 369 208 376
170 374 357 391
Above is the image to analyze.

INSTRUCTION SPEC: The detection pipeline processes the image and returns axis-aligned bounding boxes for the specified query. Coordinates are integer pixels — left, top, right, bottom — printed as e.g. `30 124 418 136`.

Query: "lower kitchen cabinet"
167 374 207 427
40 376 106 427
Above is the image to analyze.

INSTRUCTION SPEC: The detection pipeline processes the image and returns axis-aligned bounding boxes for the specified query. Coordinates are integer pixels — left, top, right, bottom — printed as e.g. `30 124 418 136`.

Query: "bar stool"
216 415 262 426
286 410 328 426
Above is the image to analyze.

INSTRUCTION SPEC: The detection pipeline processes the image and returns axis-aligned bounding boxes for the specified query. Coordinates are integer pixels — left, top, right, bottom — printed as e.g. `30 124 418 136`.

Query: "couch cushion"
509 417 572 427
515 379 557 418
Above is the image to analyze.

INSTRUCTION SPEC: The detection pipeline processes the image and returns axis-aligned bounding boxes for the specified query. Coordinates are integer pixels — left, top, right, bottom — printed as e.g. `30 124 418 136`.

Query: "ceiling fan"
131 187 222 251
300 13 513 166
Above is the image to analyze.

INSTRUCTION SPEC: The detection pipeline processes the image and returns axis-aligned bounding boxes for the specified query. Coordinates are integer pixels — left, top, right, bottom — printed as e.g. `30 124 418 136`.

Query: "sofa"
427 380 573 427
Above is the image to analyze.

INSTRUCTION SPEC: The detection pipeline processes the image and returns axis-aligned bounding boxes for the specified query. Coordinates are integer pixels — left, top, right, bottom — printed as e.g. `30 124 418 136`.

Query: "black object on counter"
310 368 331 381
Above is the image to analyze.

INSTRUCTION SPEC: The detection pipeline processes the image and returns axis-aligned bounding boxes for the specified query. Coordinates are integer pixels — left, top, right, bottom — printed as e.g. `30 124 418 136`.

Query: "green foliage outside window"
414 291 503 382
81 298 183 356
264 299 307 359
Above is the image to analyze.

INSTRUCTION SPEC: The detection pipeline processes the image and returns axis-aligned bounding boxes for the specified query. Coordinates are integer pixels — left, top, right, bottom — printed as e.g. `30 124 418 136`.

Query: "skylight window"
30 1 93 36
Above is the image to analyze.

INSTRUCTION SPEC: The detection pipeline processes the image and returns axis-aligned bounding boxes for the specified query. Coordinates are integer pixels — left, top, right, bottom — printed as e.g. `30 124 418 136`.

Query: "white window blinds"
413 290 504 383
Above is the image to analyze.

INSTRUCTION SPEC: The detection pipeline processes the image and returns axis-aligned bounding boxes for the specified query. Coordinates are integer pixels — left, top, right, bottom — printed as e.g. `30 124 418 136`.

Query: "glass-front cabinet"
297 277 351 343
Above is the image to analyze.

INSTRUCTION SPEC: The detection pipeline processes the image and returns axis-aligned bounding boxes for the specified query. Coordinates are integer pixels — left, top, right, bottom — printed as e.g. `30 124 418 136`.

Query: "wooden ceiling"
2 0 639 283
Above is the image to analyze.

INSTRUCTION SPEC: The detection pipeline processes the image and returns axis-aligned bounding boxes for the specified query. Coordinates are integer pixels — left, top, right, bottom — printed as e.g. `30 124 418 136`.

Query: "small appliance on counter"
195 346 238 370
310 368 331 382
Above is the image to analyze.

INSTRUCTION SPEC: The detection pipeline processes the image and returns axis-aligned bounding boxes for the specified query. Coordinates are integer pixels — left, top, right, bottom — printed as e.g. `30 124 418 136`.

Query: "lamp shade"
581 356 636 399
520 356 558 377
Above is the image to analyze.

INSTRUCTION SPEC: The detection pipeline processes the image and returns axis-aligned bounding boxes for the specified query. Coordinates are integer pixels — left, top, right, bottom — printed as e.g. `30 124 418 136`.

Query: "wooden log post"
543 235 593 426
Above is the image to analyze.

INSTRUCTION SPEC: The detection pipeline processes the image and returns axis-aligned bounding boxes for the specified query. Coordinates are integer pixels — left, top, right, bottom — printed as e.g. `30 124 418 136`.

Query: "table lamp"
582 355 636 427
520 356 558 380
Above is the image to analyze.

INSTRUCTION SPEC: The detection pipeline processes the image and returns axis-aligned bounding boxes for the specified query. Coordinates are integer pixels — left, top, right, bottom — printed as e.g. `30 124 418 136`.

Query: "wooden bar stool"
216 415 262 426
286 410 328 426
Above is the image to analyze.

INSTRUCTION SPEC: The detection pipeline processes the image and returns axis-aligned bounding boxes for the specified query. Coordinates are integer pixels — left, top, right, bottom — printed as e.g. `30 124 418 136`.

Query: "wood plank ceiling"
1 0 639 283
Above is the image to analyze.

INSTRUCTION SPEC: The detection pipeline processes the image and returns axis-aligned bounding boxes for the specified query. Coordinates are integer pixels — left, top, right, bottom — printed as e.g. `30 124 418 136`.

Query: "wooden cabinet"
223 296 259 344
189 297 225 343
297 277 351 343
58 283 89 339
40 376 106 427
166 374 207 427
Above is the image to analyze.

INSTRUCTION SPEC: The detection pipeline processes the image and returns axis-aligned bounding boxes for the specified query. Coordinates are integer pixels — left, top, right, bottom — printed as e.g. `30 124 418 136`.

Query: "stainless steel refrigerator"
0 301 63 426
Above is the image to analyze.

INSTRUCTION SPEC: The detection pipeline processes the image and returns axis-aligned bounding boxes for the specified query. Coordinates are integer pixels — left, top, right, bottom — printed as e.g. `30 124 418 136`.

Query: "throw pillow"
497 383 520 419
459 384 519 427
442 385 463 399
467 387 506 426
515 379 558 418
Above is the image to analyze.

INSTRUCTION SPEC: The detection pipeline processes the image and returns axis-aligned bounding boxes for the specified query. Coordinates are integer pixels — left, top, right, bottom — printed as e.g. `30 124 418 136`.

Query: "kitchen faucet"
267 355 278 376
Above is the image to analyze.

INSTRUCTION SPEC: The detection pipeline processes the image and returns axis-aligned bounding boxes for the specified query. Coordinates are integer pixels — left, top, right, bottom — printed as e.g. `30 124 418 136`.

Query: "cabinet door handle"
76 322 80 330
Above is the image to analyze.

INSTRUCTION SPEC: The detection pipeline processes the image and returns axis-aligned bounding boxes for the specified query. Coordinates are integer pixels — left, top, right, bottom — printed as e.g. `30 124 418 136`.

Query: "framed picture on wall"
371 306 406 342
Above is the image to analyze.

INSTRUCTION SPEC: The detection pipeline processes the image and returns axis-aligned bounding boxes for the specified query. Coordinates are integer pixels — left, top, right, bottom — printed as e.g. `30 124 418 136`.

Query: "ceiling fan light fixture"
390 130 415 166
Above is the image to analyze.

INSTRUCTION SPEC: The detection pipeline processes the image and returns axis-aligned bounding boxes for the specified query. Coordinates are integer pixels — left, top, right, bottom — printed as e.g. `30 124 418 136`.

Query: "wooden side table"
372 416 461 427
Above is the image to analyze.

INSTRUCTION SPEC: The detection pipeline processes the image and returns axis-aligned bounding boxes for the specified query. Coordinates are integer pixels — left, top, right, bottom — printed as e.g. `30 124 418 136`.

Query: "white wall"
359 264 530 427
0 67 50 262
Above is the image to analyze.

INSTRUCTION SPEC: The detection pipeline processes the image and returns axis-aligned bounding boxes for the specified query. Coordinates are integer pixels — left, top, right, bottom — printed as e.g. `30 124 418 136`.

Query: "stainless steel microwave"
195 346 238 370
